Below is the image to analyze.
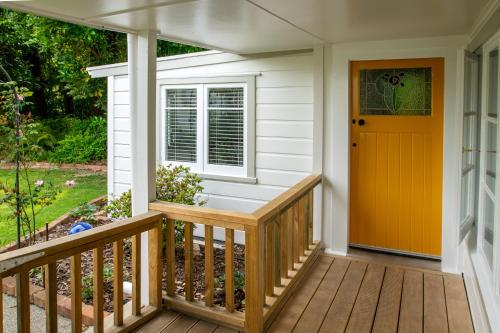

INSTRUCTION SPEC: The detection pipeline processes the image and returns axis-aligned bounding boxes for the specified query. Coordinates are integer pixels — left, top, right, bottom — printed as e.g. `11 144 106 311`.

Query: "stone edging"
0 195 108 253
2 276 110 326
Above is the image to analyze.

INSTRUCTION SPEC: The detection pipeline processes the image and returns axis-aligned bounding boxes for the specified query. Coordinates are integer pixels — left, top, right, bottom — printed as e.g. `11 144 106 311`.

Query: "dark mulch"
28 209 246 313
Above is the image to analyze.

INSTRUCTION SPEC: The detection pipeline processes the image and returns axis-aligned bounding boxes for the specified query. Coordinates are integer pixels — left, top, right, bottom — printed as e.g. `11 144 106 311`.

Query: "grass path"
0 168 106 246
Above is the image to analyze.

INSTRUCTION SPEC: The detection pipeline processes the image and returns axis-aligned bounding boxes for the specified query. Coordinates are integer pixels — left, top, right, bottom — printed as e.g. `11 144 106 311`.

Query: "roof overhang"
1 0 499 54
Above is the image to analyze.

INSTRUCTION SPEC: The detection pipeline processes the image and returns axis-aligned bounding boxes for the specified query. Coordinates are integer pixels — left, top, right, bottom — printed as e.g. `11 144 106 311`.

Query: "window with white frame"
161 79 254 179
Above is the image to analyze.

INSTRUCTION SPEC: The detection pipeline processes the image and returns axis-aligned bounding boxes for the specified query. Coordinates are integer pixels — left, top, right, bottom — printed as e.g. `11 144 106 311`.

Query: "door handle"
358 119 366 126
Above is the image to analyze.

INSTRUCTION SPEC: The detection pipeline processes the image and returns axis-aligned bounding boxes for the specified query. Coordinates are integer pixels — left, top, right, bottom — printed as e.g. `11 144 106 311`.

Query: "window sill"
196 172 257 184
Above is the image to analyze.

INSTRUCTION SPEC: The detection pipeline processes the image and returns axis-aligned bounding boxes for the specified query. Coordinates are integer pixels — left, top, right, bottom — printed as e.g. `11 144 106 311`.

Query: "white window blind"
165 88 198 163
207 87 244 167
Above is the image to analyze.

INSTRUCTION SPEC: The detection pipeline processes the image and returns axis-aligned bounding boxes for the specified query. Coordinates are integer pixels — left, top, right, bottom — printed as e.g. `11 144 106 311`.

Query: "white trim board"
323 35 468 273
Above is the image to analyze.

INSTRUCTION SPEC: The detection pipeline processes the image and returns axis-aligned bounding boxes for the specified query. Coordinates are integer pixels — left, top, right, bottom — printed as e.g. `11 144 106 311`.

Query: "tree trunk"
63 91 75 116
28 49 48 118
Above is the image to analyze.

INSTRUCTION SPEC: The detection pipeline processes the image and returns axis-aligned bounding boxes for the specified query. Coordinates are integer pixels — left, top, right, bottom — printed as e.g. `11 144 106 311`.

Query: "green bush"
106 164 205 243
69 202 98 223
46 116 106 163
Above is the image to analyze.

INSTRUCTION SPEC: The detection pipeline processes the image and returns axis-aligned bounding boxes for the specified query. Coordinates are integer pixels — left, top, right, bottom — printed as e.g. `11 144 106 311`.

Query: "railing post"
245 223 264 333
148 218 163 308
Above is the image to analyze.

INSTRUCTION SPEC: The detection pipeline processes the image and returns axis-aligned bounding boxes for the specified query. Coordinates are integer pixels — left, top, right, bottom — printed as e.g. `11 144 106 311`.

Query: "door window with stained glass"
360 67 432 115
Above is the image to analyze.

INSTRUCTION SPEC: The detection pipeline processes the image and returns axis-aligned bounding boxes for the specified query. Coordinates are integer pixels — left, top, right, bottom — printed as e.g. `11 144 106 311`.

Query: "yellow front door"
350 58 444 257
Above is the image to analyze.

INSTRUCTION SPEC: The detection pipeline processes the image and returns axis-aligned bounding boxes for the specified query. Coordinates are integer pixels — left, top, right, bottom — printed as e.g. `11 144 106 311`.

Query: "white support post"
128 31 157 306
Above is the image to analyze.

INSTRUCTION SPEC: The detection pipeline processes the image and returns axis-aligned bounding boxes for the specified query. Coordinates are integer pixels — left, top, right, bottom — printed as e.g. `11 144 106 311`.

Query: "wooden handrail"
148 173 323 333
0 211 164 333
0 211 163 277
252 174 321 223
148 201 257 230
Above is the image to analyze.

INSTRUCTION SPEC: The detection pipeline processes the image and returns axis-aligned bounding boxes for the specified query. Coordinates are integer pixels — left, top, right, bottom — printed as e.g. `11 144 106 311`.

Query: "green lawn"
0 168 107 246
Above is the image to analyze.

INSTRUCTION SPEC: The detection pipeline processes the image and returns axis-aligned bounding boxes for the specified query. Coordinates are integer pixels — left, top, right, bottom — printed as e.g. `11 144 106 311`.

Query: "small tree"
107 164 205 243
0 78 60 246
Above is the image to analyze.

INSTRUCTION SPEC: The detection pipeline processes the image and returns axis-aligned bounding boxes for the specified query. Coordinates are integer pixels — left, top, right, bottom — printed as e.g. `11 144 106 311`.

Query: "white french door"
460 51 480 240
477 31 500 309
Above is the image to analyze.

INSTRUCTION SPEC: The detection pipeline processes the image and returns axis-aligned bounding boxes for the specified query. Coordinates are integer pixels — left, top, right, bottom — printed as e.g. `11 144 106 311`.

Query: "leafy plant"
106 164 205 243
47 116 106 163
0 82 61 245
81 263 113 301
69 202 98 223
215 271 245 291
106 190 132 219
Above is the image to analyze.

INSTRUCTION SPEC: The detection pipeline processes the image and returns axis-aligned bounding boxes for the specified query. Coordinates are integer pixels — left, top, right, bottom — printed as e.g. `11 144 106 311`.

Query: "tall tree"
0 8 204 119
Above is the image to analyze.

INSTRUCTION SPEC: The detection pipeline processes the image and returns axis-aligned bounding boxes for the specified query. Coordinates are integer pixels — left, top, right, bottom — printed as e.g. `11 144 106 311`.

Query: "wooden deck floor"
268 254 474 333
136 254 473 333
134 310 240 333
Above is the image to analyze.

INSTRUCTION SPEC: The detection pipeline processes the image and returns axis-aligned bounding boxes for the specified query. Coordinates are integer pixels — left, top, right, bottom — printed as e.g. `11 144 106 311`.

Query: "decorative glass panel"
360 67 432 115
165 88 198 163
207 87 244 167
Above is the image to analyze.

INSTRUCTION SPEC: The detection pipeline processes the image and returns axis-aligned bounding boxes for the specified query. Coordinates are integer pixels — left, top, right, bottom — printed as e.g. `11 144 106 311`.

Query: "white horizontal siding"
107 51 314 243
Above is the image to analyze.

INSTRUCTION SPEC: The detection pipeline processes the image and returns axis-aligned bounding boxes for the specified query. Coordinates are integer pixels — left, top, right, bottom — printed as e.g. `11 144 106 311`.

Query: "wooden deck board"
423 273 449 333
372 267 404 333
133 254 473 333
444 275 474 333
345 264 386 333
318 261 367 333
292 258 349 333
267 255 333 333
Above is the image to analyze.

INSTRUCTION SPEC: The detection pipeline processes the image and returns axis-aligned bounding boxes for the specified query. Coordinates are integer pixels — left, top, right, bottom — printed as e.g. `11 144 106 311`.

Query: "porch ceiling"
0 0 491 53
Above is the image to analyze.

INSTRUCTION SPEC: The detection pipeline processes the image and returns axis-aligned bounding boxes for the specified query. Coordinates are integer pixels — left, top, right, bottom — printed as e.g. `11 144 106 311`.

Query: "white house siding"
106 51 314 242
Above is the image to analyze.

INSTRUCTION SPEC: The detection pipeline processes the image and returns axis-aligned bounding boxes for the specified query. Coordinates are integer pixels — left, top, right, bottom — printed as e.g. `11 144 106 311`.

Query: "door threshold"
348 244 442 272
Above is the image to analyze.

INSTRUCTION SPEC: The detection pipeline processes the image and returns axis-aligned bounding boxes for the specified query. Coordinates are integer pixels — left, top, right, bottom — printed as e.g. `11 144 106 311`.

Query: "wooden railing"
0 173 322 333
149 173 322 332
0 211 164 333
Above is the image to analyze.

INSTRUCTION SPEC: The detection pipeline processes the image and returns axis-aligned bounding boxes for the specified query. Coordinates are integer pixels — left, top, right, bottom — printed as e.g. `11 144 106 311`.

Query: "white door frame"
323 35 467 273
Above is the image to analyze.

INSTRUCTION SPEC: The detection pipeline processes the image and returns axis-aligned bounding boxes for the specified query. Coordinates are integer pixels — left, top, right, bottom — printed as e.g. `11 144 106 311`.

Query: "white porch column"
128 31 157 305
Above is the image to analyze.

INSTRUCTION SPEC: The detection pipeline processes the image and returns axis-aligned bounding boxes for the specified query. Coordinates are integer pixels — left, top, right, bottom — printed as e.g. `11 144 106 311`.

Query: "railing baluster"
286 208 294 272
184 222 194 301
45 263 58 333
113 240 124 326
17 271 30 333
308 190 314 247
265 222 274 297
280 212 288 279
165 219 175 297
70 255 82 333
292 203 300 264
204 226 214 307
274 217 281 287
149 220 163 308
93 246 104 333
225 229 235 312
298 196 306 257
131 235 141 316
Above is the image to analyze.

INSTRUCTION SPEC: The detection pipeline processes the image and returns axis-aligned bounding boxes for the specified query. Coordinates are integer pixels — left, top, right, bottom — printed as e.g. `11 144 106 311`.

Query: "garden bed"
23 205 246 313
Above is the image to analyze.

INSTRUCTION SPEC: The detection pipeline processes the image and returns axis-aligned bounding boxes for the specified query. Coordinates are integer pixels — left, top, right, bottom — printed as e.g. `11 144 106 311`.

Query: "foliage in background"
0 8 205 119
0 83 61 245
45 116 106 163
106 164 205 243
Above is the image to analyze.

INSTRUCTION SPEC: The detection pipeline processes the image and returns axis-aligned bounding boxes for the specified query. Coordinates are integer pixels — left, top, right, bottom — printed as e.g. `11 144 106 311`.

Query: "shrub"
69 202 98 223
215 271 245 291
106 164 205 243
46 116 106 163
